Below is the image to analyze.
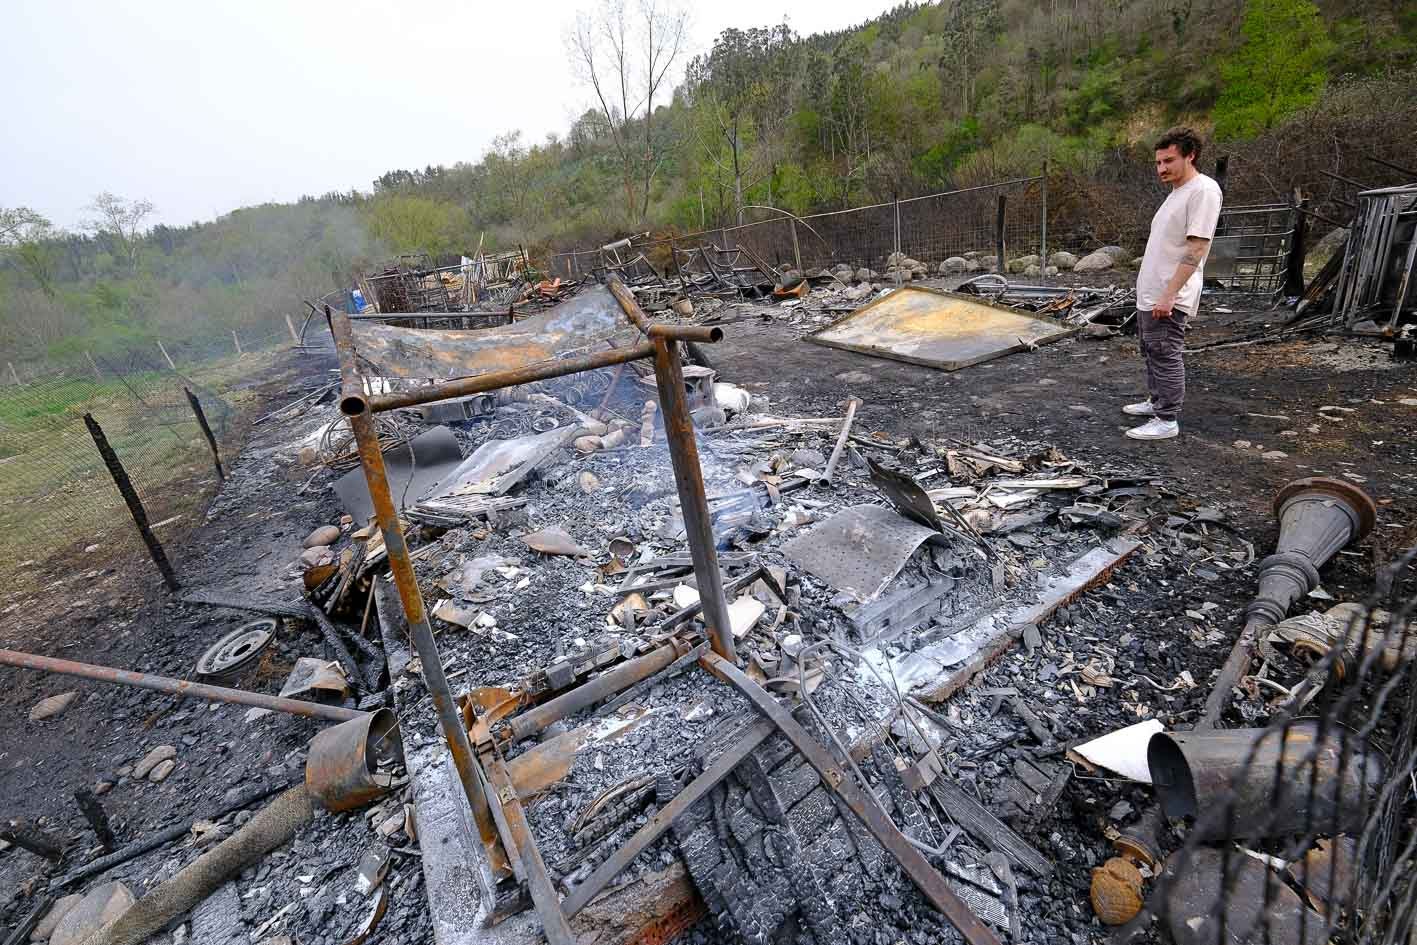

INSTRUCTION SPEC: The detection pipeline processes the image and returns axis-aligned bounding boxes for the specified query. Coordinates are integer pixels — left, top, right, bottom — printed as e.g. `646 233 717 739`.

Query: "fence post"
893 196 903 286
184 387 226 482
83 412 180 591
789 219 802 274
1285 187 1309 298
7 362 20 387
1041 161 1049 279
995 194 1008 273
156 339 177 371
232 331 243 357
284 313 300 345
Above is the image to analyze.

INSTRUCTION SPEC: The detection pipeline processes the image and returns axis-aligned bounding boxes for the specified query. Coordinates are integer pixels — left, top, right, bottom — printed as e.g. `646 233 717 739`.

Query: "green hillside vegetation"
2 0 1414 366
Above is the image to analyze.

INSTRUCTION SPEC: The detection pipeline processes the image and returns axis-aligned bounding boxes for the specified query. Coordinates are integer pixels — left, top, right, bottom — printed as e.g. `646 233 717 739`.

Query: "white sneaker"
1126 418 1179 440
1122 399 1156 416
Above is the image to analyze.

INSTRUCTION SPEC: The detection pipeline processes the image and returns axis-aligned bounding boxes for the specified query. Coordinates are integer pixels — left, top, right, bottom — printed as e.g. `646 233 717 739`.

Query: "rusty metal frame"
329 275 739 938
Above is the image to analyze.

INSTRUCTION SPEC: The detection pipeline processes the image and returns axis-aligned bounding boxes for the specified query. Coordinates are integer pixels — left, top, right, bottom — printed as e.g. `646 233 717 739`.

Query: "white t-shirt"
1136 173 1223 315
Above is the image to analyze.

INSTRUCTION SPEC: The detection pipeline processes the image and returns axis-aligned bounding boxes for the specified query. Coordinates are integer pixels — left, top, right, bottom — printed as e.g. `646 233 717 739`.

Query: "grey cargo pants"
1137 308 1188 421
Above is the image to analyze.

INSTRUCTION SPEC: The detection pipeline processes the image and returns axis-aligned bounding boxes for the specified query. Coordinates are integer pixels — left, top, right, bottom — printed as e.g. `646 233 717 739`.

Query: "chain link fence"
0 324 291 591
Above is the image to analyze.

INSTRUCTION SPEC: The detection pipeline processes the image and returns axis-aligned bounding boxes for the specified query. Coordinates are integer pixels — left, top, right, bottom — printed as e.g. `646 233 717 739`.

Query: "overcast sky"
2 0 899 231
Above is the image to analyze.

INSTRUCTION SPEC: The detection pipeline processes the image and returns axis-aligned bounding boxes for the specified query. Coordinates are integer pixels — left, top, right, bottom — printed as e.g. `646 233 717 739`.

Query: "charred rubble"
1 264 1412 945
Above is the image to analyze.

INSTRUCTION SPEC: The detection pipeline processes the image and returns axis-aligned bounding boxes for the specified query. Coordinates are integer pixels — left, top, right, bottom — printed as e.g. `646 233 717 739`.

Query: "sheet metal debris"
781 504 948 602
805 286 1078 371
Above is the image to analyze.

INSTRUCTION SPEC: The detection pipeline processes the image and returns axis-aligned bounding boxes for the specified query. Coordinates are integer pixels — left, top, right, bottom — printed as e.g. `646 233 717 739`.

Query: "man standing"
1123 127 1223 440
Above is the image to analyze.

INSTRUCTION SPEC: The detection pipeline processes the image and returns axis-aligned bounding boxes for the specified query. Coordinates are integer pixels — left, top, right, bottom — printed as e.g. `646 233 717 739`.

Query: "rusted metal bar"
83 412 179 591
482 754 578 945
0 648 361 722
820 398 862 486
603 276 725 344
328 307 511 882
504 642 685 745
352 342 654 415
652 337 737 662
183 386 225 481
701 651 1003 945
563 717 777 917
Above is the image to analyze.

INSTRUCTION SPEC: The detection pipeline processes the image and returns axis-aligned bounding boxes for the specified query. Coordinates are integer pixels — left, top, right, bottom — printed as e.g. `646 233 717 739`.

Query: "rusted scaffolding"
328 277 999 945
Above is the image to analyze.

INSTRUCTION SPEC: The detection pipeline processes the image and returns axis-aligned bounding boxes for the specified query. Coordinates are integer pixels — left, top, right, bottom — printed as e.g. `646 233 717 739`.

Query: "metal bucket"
1148 720 1383 843
306 708 404 812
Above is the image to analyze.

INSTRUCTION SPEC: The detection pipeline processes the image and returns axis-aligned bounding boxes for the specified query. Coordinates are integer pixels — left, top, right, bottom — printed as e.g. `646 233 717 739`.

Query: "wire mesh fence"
547 176 1049 282
1152 547 1417 945
0 337 283 588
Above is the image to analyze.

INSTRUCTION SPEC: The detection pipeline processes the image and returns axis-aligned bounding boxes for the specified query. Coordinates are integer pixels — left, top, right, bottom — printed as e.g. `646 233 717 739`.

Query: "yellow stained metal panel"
805 285 1078 371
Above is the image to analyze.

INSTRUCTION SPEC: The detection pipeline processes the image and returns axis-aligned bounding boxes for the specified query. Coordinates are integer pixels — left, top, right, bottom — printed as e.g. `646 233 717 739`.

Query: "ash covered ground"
1 274 1414 945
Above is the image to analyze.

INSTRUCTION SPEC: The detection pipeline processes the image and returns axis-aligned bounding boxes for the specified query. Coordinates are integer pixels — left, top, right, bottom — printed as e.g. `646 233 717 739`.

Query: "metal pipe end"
340 393 369 417
1146 732 1196 818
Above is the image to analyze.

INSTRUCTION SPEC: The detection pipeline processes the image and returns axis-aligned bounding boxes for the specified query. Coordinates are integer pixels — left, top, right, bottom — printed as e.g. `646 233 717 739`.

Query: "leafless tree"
83 192 154 274
567 0 688 224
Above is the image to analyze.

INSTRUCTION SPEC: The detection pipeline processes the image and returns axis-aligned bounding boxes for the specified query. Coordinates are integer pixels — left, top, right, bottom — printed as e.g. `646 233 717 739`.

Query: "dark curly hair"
1154 127 1203 163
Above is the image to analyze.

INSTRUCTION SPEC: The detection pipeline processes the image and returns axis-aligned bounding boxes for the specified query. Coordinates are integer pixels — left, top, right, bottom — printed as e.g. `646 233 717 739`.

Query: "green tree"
1213 0 1334 140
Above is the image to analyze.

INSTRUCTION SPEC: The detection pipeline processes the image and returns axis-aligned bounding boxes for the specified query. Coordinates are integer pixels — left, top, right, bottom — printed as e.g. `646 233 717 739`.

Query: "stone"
835 370 874 384
30 691 78 721
1044 265 1060 276
853 268 877 283
149 758 177 782
573 435 602 453
1048 251 1078 270
844 283 872 301
84 544 101 554
789 448 827 468
303 525 340 548
1083 323 1114 338
298 546 333 569
1073 250 1115 272
1130 256 1145 269
1024 264 1042 277
1313 226 1348 258
50 882 135 945
1006 254 1040 273
1099 245 1130 263
1233 440 1251 449
296 446 319 466
31 894 82 942
939 256 968 273
133 745 177 779
1262 450 1288 460
577 471 600 494
977 255 999 271
964 258 980 271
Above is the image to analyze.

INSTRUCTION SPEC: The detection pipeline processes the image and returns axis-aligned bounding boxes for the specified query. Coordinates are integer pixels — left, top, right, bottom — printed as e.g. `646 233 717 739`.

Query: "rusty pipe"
0 648 361 723
343 342 656 416
329 307 511 881
647 324 723 342
505 642 685 744
1147 721 1383 843
652 337 738 662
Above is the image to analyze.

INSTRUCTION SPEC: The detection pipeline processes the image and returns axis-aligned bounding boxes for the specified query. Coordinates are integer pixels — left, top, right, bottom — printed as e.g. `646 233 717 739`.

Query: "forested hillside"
3 0 1414 365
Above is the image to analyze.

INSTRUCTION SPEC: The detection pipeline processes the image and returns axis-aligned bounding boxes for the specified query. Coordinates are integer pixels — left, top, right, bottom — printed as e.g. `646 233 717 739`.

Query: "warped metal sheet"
333 426 463 522
805 286 1077 371
348 283 635 380
425 425 580 499
781 504 947 602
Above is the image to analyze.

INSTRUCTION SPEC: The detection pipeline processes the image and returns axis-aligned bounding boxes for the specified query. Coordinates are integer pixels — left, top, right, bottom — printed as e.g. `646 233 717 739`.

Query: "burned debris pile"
2 259 1413 945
